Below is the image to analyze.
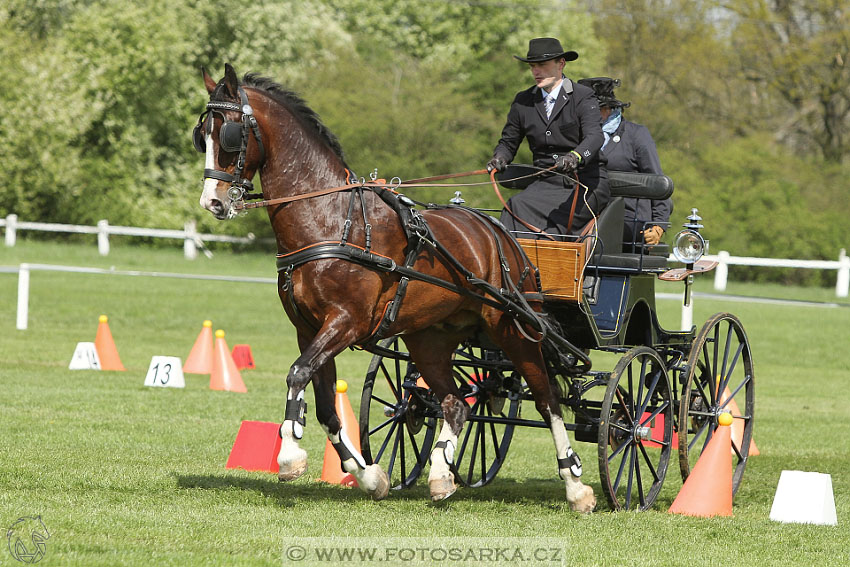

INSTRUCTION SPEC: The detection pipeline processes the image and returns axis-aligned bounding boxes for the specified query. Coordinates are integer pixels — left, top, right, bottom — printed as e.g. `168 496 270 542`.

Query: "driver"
487 37 610 239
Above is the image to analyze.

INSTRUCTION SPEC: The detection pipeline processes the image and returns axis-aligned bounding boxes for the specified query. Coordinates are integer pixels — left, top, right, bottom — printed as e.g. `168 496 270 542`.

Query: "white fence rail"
3 214 848 296
706 249 849 298
4 262 846 332
2 263 276 330
2 214 256 260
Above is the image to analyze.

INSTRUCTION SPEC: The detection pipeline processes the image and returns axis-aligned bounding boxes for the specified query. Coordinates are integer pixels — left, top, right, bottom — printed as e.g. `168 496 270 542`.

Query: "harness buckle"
340 219 353 245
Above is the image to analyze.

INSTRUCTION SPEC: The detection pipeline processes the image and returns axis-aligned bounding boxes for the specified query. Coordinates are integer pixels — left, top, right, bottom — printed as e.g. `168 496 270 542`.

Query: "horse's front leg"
277 324 349 482
277 322 388 500
315 370 388 501
276 331 317 482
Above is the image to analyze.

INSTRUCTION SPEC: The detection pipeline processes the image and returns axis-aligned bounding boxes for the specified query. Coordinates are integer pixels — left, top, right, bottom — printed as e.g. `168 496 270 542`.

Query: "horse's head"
195 63 265 220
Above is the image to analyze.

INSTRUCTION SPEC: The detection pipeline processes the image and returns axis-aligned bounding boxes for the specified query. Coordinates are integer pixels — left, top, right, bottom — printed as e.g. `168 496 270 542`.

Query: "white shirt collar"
541 76 567 100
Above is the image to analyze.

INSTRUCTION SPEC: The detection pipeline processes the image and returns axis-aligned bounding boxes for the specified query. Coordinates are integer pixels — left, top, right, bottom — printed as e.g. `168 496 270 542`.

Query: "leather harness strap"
565 179 581 235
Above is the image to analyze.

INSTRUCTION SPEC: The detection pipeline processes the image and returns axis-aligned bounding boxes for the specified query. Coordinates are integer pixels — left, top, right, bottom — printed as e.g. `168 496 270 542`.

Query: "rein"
234 164 579 242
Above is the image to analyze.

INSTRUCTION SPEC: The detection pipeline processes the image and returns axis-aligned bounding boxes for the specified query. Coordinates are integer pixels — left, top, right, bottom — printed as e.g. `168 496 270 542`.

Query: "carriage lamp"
672 208 708 266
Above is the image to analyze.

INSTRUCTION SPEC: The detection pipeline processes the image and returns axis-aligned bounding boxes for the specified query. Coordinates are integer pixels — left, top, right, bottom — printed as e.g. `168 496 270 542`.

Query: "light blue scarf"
601 108 622 151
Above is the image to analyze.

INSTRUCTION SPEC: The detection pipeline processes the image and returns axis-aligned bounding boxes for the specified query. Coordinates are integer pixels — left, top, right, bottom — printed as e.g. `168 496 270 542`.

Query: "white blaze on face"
199 132 223 210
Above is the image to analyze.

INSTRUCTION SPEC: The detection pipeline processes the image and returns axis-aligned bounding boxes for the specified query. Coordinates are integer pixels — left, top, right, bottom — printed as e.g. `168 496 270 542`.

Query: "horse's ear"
223 63 239 98
202 67 216 94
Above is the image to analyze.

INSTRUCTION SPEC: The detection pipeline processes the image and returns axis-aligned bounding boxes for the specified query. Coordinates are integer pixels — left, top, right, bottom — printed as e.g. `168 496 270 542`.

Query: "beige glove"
642 225 664 245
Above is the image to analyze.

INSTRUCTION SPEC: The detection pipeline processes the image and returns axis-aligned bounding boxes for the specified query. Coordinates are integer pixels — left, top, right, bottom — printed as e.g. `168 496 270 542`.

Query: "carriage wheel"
450 344 522 488
678 313 754 495
359 337 437 489
598 346 673 511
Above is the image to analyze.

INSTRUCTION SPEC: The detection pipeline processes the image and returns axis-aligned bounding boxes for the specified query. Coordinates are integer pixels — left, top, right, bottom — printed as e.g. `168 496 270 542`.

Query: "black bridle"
193 86 266 206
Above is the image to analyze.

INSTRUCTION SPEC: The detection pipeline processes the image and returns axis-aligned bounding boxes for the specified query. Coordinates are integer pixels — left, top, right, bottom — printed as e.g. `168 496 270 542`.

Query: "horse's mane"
240 73 347 165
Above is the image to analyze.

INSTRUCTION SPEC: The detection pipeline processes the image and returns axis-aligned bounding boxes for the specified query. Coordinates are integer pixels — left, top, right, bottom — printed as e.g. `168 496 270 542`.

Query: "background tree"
0 0 847 283
726 0 850 162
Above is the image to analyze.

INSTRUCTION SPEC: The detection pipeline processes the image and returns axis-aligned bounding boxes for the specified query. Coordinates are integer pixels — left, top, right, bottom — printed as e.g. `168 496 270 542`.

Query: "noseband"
195 87 266 206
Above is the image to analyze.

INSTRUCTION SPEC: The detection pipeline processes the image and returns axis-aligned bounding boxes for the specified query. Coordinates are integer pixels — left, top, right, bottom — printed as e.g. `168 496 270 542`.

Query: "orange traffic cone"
209 330 247 393
184 320 214 374
669 412 734 517
720 387 760 456
231 344 256 370
94 315 125 371
226 421 282 473
321 380 359 486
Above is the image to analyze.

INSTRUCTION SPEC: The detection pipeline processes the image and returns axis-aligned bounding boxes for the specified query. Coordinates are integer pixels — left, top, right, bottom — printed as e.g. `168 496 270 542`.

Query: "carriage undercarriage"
358 173 755 512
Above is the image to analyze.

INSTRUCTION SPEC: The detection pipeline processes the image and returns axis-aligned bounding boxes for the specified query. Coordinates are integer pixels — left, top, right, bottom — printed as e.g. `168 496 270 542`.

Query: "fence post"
17 263 29 330
5 214 17 247
183 221 198 260
837 248 849 298
680 302 693 331
714 250 729 291
97 220 110 256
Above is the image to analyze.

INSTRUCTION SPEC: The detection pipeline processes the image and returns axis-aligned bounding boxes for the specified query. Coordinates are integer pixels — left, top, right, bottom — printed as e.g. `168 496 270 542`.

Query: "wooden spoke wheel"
598 346 674 511
678 313 754 495
450 344 522 488
359 337 436 489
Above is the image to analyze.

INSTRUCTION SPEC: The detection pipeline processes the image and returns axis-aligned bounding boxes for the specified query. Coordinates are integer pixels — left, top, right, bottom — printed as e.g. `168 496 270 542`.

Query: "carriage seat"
499 167 674 302
585 170 673 272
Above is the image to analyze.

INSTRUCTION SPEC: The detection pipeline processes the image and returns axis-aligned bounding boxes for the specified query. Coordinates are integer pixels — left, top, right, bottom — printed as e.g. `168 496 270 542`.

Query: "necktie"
545 94 555 118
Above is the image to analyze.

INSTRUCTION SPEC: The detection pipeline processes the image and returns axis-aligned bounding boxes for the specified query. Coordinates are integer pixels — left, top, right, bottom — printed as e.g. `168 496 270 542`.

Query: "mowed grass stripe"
1 241 848 566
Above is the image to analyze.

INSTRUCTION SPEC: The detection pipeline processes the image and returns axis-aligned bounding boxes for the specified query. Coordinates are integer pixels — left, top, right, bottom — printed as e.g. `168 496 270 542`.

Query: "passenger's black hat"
514 38 578 63
577 77 631 108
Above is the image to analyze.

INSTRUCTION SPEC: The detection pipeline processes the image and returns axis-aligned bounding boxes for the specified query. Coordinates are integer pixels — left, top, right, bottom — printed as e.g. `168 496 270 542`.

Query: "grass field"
1 239 849 566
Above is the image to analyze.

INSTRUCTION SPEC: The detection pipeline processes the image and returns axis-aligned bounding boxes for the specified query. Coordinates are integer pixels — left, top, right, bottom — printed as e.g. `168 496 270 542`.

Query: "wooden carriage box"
517 238 586 302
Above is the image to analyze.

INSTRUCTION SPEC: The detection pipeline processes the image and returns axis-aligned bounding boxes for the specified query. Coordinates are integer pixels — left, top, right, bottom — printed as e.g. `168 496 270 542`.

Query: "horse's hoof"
429 476 457 502
356 464 389 500
367 466 389 501
277 451 308 482
567 485 596 514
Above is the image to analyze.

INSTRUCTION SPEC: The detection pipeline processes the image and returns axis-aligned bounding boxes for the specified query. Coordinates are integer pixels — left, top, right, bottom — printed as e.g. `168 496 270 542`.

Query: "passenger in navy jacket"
578 77 672 245
487 38 610 238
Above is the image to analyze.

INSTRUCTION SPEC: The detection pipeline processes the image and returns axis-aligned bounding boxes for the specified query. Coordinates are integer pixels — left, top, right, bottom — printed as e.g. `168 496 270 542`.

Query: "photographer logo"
7 516 50 564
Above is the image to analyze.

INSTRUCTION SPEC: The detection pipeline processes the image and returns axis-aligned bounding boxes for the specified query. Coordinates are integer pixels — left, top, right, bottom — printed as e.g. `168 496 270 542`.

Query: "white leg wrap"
322 424 367 473
277 390 308 481
318 422 388 499
549 415 596 513
428 421 458 501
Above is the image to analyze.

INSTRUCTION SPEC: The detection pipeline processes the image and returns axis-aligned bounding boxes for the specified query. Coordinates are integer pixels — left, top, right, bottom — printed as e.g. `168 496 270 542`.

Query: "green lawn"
1 240 848 566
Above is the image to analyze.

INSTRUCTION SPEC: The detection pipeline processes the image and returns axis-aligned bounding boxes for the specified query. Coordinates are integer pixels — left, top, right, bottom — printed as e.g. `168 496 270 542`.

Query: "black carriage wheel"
678 312 754 495
598 346 673 511
359 337 437 489
451 344 522 488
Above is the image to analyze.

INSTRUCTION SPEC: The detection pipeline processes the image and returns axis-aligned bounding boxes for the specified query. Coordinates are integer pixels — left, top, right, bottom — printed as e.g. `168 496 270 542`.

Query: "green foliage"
663 134 849 284
0 0 847 286
726 0 850 162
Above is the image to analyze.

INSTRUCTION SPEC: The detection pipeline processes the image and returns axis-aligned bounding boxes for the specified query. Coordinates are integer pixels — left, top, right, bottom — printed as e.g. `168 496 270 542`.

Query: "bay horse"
195 64 595 511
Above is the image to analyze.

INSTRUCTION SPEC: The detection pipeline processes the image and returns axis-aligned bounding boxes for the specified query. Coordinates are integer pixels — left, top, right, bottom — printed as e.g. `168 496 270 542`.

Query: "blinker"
191 111 244 154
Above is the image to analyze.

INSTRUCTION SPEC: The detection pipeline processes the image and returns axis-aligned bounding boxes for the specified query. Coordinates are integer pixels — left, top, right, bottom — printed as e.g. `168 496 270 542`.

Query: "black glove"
486 156 507 173
555 151 581 173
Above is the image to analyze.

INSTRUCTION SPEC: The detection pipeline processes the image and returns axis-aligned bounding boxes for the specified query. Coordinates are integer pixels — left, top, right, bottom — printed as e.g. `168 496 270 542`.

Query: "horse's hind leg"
491 329 596 513
402 331 468 502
